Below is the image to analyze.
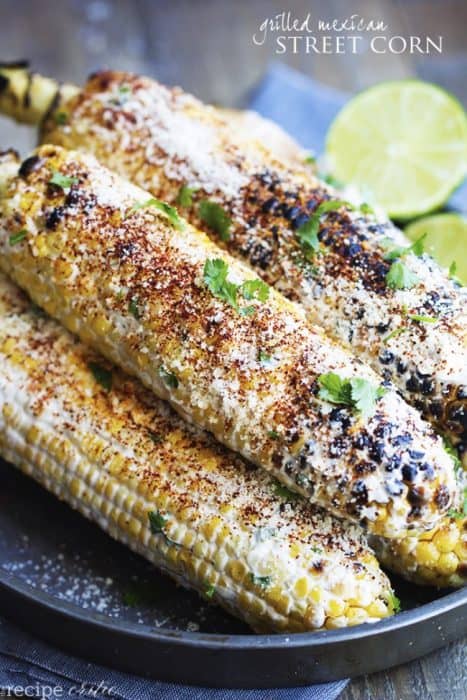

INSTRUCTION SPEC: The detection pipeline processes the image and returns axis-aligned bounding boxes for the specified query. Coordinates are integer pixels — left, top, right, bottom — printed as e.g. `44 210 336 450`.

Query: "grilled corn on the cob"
0 146 458 538
3 67 459 453
0 269 397 631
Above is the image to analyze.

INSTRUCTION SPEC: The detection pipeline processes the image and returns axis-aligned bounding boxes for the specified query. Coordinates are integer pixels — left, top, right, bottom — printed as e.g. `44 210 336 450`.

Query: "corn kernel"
433 526 458 553
437 552 459 575
415 541 439 566
367 600 388 618
327 598 345 618
310 587 322 603
294 577 309 599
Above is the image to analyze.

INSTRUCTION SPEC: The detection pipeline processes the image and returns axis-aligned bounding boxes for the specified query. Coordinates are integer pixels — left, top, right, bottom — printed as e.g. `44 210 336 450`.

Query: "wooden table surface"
1 1 466 698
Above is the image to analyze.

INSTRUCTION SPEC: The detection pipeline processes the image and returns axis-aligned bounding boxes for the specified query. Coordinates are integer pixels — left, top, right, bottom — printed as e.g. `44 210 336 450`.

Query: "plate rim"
1 567 466 649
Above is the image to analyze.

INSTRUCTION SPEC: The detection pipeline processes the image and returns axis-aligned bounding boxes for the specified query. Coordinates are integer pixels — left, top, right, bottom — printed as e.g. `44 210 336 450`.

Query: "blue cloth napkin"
0 62 354 700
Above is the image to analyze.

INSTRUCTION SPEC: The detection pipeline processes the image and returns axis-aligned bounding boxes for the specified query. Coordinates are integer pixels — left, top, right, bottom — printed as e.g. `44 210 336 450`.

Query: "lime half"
325 81 467 219
405 213 467 284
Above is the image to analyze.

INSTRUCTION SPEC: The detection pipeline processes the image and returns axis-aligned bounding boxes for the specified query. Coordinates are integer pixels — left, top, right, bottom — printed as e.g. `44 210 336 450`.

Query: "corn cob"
1 68 464 588
0 146 458 539
0 269 397 631
1 66 461 453
372 451 466 588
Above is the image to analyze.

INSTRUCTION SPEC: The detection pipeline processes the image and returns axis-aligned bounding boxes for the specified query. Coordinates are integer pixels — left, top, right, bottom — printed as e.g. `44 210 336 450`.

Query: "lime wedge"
325 81 467 219
405 213 467 284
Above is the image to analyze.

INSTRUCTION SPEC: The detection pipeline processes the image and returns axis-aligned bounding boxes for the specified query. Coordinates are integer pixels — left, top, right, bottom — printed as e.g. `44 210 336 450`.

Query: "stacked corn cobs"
0 66 465 634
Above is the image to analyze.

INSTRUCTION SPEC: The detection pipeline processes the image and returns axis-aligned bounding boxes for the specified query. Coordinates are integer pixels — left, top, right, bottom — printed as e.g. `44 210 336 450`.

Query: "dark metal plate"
0 459 466 688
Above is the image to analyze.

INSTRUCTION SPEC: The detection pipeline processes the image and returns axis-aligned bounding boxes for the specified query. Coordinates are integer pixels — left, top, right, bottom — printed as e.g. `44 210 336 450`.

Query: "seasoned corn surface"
0 271 396 631
0 146 458 538
39 70 466 455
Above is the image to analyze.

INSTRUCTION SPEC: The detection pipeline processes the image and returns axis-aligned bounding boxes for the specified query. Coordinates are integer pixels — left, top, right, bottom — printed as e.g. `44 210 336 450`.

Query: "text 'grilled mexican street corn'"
0 146 458 538
0 270 397 632
13 67 460 456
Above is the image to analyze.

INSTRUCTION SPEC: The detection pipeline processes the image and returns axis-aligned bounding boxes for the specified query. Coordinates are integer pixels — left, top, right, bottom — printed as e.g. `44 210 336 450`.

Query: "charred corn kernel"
0 147 458 539
0 271 395 632
1 66 458 446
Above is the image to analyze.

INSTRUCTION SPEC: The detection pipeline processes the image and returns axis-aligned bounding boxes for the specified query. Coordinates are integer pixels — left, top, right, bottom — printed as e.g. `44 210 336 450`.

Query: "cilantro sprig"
130 198 183 230
296 199 347 257
386 261 419 290
203 258 269 316
382 234 426 290
199 201 231 241
318 372 387 418
382 233 427 261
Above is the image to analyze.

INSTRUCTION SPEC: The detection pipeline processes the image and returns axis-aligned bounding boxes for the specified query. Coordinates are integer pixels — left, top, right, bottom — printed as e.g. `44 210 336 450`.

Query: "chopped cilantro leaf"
130 198 183 229
249 574 272 589
147 431 164 444
318 172 343 188
9 229 27 245
54 111 68 125
268 430 279 440
258 350 272 365
148 509 168 534
199 200 231 241
383 327 408 344
389 592 401 613
272 481 298 501
49 171 79 190
304 154 316 165
310 545 323 554
88 362 112 391
204 583 216 598
158 365 179 389
449 261 457 279
317 372 352 406
129 296 143 320
407 314 437 323
176 185 197 208
382 233 427 261
241 279 270 302
203 259 268 315
386 261 419 290
359 202 374 216
296 199 347 257
350 378 387 419
318 373 386 418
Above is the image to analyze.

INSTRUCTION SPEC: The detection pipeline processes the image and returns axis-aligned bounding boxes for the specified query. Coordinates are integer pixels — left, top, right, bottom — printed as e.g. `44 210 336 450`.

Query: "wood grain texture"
1 1 466 698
